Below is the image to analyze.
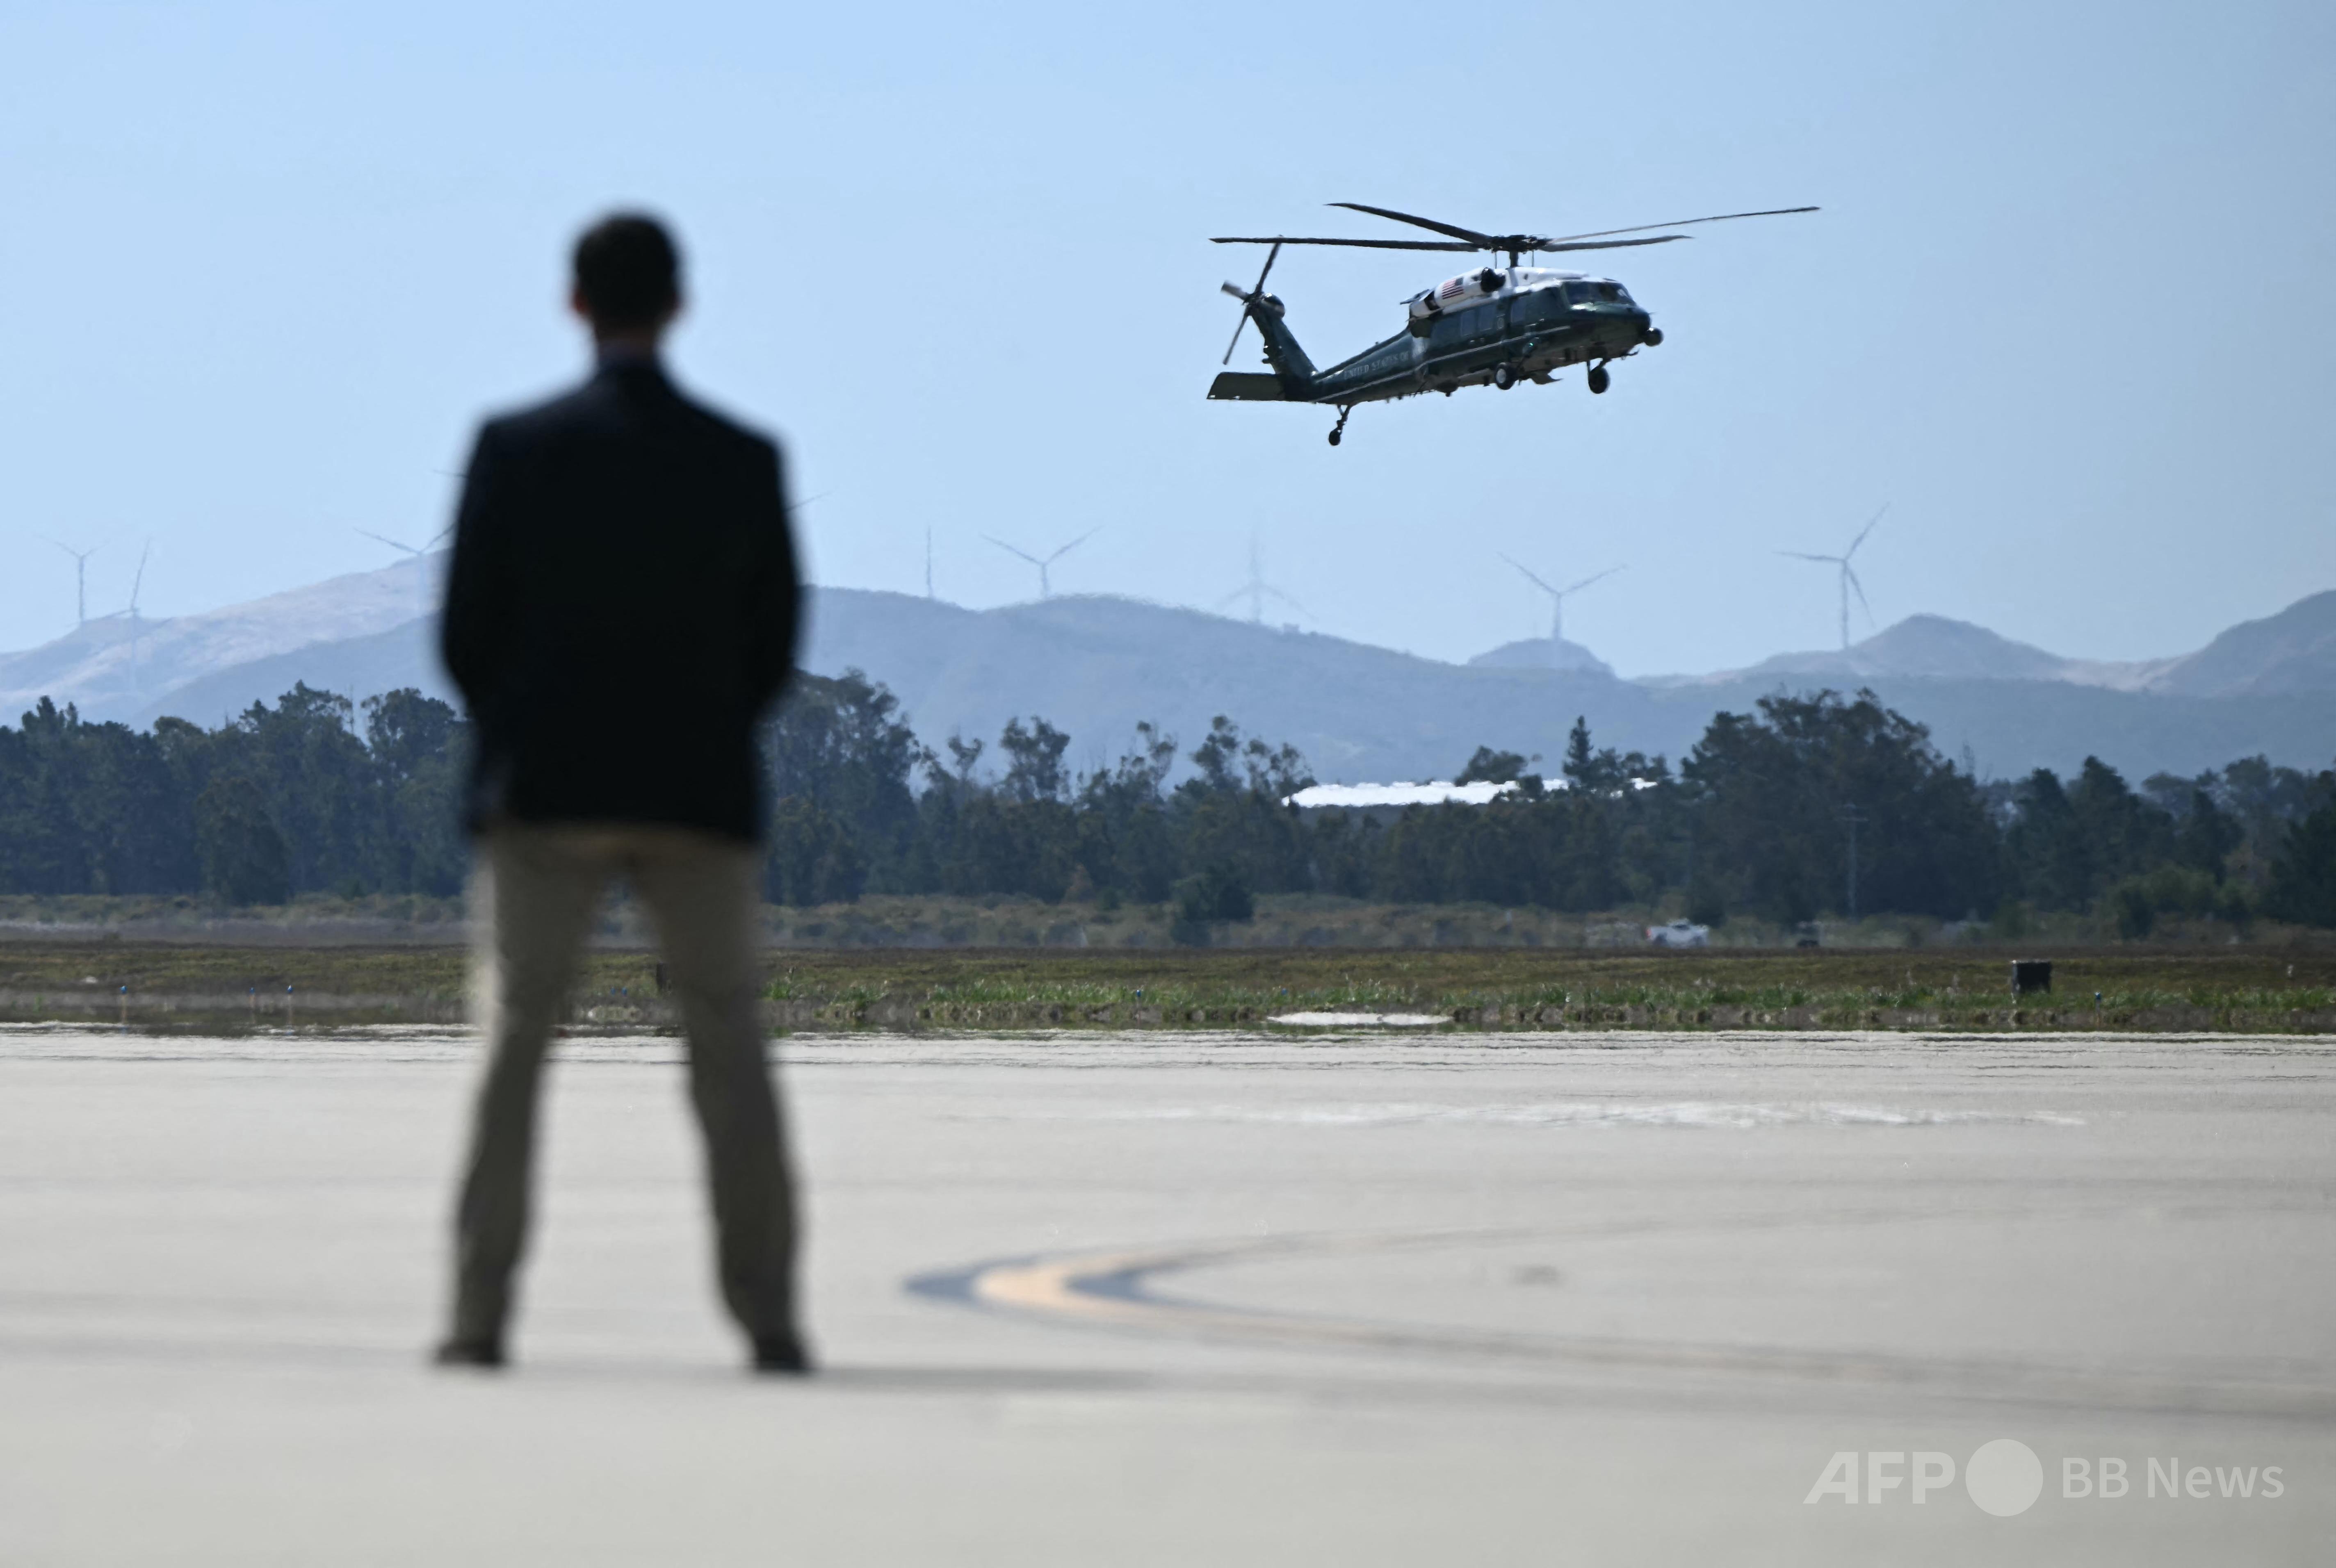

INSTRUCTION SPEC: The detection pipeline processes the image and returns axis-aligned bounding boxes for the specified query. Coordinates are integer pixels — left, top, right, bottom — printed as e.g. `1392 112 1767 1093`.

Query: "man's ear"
568 283 593 324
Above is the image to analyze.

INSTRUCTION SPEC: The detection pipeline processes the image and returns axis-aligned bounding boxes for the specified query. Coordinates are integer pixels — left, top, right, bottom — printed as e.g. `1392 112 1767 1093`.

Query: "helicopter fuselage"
1209 266 1658 410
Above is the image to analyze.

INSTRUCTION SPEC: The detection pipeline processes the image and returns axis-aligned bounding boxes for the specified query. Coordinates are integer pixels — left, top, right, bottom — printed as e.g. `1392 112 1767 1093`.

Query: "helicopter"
1208 201 1816 444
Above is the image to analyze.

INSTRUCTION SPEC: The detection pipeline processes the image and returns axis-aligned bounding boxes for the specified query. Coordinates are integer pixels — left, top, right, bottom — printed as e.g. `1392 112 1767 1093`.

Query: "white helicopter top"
1406 267 1634 324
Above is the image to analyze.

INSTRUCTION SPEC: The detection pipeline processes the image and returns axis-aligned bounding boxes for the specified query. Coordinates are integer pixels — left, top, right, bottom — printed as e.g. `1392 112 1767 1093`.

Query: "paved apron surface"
0 1026 2328 1564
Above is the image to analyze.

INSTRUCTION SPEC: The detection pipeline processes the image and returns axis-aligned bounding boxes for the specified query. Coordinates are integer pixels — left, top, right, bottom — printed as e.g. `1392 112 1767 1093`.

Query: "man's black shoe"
432 1337 506 1369
752 1335 813 1375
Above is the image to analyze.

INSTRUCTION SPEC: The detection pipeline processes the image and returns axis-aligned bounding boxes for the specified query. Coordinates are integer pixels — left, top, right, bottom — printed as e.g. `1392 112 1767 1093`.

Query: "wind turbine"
983 528 1097 600
354 524 453 559
1216 532 1308 625
124 541 153 697
354 525 452 622
1501 556 1622 645
48 539 99 624
1779 504 1889 650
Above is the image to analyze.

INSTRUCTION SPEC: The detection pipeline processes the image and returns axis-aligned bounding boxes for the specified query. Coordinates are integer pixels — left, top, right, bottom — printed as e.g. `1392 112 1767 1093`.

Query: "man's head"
570 213 682 347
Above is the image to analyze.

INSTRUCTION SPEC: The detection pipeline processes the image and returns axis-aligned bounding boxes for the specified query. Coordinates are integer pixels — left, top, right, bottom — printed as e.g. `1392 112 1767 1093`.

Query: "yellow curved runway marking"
968 1240 1465 1353
936 1235 2336 1420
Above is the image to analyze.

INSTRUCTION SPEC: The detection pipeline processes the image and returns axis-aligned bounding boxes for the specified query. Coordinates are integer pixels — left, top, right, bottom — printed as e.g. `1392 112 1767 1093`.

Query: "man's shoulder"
475 379 602 449
666 382 781 463
481 372 780 463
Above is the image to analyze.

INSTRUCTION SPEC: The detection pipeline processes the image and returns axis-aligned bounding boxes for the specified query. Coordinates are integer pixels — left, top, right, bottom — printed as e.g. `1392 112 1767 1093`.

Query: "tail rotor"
1219 242 1282 365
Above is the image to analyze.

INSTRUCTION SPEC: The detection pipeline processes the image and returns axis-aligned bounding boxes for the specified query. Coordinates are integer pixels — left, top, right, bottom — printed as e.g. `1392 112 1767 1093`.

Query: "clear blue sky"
2 0 2329 678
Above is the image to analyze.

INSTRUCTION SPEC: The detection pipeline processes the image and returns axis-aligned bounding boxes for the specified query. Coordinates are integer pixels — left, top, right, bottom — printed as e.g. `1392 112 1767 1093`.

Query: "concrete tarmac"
0 1025 2329 1564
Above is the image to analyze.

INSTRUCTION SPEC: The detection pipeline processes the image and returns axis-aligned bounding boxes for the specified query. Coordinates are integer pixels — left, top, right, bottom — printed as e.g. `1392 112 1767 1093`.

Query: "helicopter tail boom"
1251 301 1315 395
1207 372 1286 401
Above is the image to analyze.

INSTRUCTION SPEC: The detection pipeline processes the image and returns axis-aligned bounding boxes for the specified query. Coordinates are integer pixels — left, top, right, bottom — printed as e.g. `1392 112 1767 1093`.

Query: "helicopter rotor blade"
1220 242 1284 365
1216 232 1687 258
1251 240 1280 296
1211 236 1476 252
1328 203 1498 247
1219 282 1250 364
1221 312 1250 366
1543 206 1820 245
1536 235 1691 253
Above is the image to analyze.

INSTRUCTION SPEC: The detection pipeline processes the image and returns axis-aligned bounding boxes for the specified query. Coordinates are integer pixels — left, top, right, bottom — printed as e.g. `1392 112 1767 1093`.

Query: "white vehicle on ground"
1646 919 1710 948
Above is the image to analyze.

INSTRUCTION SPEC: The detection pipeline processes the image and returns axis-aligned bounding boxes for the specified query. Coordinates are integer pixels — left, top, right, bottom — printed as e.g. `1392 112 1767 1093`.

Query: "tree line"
5 675 2336 933
0 688 466 905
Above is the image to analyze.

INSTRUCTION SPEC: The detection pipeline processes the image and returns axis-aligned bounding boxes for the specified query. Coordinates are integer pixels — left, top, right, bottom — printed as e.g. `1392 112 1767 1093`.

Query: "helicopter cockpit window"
1428 310 1480 350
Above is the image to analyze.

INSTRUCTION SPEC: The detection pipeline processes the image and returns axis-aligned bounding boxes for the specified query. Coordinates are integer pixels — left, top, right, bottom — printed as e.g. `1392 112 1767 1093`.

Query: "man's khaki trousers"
448 824 797 1348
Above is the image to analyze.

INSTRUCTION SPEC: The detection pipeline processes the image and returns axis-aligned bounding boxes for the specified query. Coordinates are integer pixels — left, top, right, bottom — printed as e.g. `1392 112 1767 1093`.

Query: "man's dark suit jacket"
440 359 800 843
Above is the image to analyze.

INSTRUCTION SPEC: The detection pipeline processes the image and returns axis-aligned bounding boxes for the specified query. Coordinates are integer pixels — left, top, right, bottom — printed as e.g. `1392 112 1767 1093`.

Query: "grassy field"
0 888 2294 950
7 937 2336 1033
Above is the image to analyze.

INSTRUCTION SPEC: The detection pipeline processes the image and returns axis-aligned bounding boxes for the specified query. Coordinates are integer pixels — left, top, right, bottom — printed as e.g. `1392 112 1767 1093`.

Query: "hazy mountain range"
1653 607 2336 698
5 556 2334 784
0 555 436 730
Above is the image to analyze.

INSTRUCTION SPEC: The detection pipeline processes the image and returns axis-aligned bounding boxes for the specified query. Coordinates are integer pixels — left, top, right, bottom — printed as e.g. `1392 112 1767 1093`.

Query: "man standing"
435 213 808 1373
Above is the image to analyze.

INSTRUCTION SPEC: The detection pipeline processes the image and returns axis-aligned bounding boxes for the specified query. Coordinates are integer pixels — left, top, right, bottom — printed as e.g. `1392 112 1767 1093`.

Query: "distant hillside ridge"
1639 597 2336 699
1466 636 1617 677
0 554 437 726
2151 590 2336 697
1738 614 2084 685
1646 612 2173 691
129 617 455 731
7 563 2336 783
798 590 1643 782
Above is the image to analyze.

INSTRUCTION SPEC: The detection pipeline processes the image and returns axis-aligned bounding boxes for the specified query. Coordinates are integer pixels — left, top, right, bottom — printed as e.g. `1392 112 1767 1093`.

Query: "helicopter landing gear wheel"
1492 364 1515 390
1587 364 1611 395
1327 406 1352 447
